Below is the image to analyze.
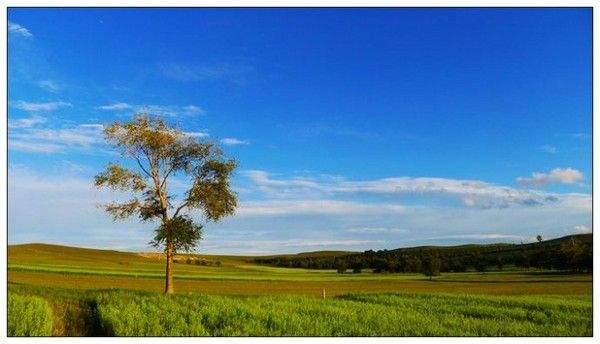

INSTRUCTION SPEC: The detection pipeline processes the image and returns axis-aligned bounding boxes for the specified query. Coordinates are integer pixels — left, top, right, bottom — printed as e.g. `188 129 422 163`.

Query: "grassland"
8 243 593 336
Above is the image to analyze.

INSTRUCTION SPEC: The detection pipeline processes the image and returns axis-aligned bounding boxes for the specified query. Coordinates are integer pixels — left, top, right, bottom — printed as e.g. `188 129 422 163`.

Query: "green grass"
90 290 595 336
8 293 53 336
8 285 592 336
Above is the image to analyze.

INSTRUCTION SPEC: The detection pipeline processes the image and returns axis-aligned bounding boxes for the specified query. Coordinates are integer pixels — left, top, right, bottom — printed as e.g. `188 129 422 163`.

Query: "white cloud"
221 138 250 145
557 133 590 140
158 62 252 84
184 131 209 138
182 105 202 114
300 123 378 140
346 227 409 234
540 145 558 154
200 239 384 254
573 225 592 234
12 101 72 112
12 127 100 146
242 170 321 196
237 200 405 216
8 165 93 192
335 177 564 208
142 104 204 117
9 123 105 153
97 102 133 110
8 140 64 153
8 21 33 38
36 80 61 93
8 115 46 129
242 170 564 209
97 103 204 117
79 124 105 130
428 234 529 241
516 168 584 188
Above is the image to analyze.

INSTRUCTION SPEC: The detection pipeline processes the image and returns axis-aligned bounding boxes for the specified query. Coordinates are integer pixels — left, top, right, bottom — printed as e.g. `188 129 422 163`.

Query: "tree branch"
160 164 175 191
135 156 152 178
173 201 189 218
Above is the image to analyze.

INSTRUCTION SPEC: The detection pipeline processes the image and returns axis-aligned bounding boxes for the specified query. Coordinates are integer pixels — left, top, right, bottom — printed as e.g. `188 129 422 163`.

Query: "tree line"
254 234 592 274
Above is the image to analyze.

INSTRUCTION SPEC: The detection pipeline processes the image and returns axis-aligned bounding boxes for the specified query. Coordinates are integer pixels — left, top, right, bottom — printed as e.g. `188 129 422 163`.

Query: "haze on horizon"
7 8 592 254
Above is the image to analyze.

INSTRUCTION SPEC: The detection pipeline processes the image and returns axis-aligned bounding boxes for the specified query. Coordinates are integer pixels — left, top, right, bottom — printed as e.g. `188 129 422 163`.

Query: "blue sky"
8 8 592 254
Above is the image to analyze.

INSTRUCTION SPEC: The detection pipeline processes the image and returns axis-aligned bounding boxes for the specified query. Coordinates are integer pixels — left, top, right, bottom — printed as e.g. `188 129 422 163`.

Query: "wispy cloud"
97 103 204 117
142 105 204 117
573 225 592 234
237 200 405 216
241 170 321 196
556 133 591 140
540 145 558 154
97 102 133 110
427 233 529 242
8 115 47 129
158 62 252 84
200 239 384 254
346 227 409 234
36 80 61 93
184 131 210 138
242 170 566 209
12 101 72 112
9 122 105 154
8 21 33 38
335 177 562 208
221 138 249 145
516 168 584 188
299 123 378 140
9 141 65 153
78 124 105 130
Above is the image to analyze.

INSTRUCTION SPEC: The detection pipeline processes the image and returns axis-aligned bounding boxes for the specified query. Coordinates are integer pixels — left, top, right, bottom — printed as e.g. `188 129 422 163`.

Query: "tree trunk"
165 242 174 294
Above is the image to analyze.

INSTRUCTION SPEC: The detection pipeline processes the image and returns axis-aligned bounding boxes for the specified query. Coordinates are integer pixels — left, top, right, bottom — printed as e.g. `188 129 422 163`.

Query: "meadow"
7 243 593 336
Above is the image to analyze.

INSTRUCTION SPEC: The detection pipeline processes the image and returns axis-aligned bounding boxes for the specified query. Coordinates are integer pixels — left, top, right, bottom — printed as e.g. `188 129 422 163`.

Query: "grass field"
7 243 593 336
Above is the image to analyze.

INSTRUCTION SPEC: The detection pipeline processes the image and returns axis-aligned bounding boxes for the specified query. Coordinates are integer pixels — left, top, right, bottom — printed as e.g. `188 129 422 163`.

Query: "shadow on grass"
86 300 113 336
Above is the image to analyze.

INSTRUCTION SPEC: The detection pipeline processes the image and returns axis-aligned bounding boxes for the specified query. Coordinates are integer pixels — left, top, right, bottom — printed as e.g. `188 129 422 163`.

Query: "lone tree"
536 235 543 243
94 114 237 294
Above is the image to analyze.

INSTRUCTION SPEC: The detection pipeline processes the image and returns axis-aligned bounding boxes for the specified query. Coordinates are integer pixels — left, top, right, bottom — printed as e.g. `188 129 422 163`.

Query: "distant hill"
7 243 356 261
8 243 252 267
9 233 592 274
253 233 593 273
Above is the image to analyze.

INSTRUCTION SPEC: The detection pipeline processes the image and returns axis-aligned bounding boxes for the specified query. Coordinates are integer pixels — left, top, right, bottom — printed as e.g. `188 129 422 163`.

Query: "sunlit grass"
8 294 53 336
94 291 592 336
